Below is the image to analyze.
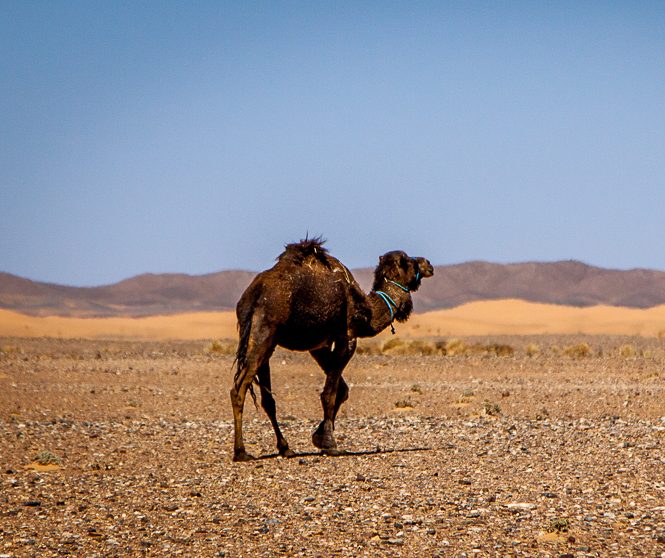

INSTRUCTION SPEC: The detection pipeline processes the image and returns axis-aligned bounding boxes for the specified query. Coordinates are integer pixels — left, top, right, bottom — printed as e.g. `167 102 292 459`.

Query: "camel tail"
234 294 258 406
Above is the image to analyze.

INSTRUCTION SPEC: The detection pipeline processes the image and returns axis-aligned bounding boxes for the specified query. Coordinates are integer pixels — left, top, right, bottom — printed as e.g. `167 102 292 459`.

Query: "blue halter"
386 279 410 292
375 291 397 334
375 279 411 334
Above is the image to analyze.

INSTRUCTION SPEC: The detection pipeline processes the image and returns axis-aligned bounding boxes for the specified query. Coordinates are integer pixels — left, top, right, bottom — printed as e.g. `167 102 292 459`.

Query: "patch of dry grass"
33 450 62 466
482 400 502 416
525 343 540 357
394 398 415 409
564 342 592 358
0 344 23 355
205 339 236 356
618 344 637 358
358 338 517 357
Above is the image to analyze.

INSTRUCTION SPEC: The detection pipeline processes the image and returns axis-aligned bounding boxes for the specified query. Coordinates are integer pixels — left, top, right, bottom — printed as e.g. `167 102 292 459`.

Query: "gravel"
1 335 664 557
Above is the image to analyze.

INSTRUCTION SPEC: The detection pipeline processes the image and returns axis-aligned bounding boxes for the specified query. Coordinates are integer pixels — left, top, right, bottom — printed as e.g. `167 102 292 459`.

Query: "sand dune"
400 299 665 338
2 299 665 340
0 310 238 340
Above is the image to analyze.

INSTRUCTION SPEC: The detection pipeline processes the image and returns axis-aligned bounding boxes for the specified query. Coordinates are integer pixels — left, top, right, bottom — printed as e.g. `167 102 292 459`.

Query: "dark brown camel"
230 238 433 461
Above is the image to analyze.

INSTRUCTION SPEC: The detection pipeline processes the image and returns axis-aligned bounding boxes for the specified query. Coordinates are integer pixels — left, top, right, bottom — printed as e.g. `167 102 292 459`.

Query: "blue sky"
2 1 664 286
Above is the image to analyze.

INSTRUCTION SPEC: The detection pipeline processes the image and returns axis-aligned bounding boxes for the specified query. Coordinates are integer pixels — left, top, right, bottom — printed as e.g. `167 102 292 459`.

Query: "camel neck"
364 283 413 336
374 290 398 334
385 278 410 293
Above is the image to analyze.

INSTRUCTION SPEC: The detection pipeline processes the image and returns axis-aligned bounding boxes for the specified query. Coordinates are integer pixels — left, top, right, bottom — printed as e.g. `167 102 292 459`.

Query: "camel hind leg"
257 362 295 458
230 312 275 462
229 366 256 462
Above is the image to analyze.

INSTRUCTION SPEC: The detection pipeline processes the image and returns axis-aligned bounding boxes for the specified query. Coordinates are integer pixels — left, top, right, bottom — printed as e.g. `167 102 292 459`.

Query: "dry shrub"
486 343 514 357
355 340 382 355
205 340 236 356
564 342 592 358
1 344 23 355
358 339 383 354
33 451 62 466
380 338 407 355
482 400 501 416
359 338 514 357
525 343 540 357
442 338 468 356
618 344 637 358
548 518 570 533
442 339 514 357
381 338 439 356
394 398 415 409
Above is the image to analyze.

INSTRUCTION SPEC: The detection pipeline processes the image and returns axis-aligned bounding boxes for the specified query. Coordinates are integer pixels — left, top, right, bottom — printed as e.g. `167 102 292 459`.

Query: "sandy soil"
1 335 664 557
3 299 665 340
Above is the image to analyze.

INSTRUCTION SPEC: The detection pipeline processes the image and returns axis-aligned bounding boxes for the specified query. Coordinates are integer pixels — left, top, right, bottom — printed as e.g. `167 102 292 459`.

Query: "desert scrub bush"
33 451 62 466
410 384 422 394
0 344 23 355
381 338 439 356
456 390 475 405
486 343 514 357
394 398 415 409
563 342 592 358
442 338 468 356
440 339 514 357
379 338 405 354
548 518 570 533
482 400 501 416
355 340 382 355
205 339 236 356
525 343 540 357
618 344 638 358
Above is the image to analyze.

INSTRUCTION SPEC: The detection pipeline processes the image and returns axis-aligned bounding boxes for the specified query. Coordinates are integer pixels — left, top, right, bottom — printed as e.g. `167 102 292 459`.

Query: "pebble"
4 338 665 557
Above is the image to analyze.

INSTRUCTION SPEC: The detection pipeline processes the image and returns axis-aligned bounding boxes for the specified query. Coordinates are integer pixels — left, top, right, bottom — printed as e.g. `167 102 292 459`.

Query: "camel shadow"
257 446 433 460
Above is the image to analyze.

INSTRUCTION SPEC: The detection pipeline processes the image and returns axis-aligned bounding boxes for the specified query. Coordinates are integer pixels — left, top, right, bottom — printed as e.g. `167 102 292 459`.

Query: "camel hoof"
312 432 324 449
233 451 256 462
312 424 337 450
280 447 296 458
312 432 336 451
321 448 347 457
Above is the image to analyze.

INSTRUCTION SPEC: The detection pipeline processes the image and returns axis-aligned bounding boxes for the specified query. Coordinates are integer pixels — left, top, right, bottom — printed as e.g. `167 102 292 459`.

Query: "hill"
2 260 665 317
0 271 255 317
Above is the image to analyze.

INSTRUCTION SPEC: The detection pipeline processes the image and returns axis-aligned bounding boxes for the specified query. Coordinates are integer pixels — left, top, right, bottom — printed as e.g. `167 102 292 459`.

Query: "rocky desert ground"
1 335 664 557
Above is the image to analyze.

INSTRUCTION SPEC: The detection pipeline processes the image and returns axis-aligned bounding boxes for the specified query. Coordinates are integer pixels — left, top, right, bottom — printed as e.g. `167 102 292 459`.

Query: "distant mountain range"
3 260 665 317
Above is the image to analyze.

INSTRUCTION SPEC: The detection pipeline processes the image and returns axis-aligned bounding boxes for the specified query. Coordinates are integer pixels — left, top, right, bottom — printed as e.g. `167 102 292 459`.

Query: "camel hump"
278 238 333 268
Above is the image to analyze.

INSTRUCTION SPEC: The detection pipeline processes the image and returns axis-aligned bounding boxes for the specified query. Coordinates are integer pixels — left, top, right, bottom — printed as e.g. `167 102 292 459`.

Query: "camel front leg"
310 339 356 454
312 371 343 453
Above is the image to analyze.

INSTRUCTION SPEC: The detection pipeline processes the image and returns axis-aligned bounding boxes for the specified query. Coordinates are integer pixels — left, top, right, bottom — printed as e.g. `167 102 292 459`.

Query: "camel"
230 238 433 461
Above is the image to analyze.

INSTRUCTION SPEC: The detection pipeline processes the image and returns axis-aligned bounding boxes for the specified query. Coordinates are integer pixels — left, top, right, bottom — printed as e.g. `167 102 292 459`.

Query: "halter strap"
375 290 398 334
386 279 410 292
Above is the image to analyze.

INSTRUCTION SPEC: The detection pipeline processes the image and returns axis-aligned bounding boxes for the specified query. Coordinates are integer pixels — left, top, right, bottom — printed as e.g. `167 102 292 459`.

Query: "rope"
375 290 398 334
386 279 410 292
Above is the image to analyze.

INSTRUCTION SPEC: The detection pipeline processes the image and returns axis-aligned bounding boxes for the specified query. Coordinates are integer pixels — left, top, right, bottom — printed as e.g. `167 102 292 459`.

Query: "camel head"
372 251 433 292
413 257 434 291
